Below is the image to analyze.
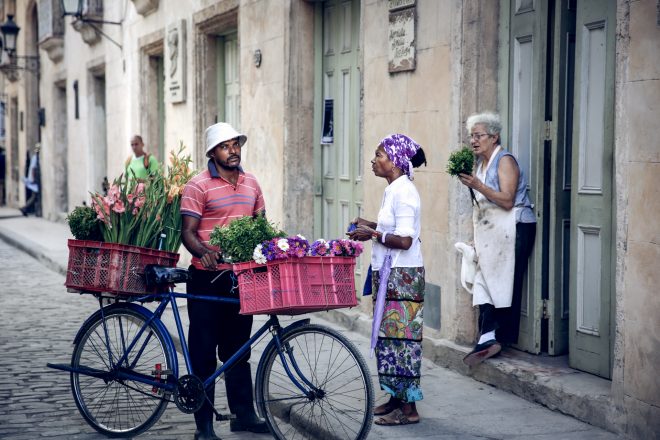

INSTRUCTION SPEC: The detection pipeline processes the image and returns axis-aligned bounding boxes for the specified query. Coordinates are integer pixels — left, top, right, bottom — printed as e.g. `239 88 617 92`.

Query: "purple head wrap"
380 134 420 180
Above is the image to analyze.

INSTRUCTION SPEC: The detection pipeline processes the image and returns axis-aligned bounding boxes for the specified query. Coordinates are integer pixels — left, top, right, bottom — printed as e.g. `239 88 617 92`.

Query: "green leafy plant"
67 205 104 241
446 146 478 206
446 146 475 176
209 214 285 263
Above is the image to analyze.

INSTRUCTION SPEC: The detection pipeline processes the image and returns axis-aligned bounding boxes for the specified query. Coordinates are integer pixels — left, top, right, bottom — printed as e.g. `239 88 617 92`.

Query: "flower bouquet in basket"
65 144 195 296
206 213 367 314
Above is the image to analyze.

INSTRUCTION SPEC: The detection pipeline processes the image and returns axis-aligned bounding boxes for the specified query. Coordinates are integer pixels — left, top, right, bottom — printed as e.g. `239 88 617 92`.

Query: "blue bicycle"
48 266 374 439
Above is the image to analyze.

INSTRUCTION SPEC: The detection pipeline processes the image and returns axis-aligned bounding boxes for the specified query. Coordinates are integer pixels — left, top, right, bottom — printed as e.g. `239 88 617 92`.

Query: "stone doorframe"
192 0 239 167
138 29 165 159
448 0 502 344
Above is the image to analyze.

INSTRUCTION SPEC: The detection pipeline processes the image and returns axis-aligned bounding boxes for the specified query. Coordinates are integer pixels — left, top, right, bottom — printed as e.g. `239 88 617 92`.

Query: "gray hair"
466 112 502 136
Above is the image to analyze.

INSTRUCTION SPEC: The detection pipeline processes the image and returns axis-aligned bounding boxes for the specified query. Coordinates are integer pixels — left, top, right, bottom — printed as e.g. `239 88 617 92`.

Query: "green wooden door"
568 0 615 378
316 0 361 240
156 56 165 161
216 33 240 128
546 0 576 356
503 0 549 354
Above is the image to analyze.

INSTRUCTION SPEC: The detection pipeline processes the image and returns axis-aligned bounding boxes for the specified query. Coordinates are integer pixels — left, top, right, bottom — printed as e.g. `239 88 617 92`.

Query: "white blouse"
371 176 423 270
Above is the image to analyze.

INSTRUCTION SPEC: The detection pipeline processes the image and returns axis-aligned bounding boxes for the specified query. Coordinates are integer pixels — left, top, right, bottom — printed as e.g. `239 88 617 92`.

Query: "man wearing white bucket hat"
181 122 268 439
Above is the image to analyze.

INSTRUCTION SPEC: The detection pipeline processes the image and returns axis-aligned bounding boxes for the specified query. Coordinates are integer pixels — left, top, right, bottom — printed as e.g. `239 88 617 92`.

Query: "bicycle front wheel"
70 306 175 437
255 323 374 440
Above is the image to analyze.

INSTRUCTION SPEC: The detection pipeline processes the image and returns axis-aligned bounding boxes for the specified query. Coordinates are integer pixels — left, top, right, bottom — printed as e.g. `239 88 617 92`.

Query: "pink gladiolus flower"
112 200 126 214
134 196 145 208
107 185 121 204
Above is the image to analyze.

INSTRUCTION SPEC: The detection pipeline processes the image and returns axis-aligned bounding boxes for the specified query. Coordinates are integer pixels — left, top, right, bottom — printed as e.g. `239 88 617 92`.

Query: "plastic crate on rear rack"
232 256 357 315
65 239 180 296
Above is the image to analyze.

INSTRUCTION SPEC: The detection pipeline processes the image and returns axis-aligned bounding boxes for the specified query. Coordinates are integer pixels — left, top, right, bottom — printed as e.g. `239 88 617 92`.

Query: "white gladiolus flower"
277 238 290 251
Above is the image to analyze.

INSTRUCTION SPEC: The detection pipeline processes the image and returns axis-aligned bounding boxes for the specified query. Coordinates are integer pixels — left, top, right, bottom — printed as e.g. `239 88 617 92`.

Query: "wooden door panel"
568 0 615 379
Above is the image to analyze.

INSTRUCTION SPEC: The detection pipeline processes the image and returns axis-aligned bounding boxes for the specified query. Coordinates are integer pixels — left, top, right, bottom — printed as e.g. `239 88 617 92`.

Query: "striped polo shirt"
181 160 265 270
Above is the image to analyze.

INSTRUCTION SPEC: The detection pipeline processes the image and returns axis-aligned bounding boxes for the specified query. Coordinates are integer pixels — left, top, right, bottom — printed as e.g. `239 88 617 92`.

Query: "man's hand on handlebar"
200 251 222 269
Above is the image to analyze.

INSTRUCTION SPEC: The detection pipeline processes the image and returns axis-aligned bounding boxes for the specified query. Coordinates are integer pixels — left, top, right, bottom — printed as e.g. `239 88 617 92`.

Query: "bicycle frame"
48 287 318 399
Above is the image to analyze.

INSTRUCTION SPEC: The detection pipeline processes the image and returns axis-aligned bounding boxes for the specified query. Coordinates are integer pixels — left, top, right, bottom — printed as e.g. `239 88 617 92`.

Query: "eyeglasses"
468 133 490 140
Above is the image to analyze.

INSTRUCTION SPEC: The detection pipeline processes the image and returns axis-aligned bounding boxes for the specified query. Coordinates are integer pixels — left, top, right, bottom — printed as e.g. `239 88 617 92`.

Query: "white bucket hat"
205 122 247 157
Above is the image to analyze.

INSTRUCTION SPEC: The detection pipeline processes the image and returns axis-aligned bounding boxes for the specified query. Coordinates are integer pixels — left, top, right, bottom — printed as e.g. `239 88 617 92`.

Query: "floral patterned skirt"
372 266 425 403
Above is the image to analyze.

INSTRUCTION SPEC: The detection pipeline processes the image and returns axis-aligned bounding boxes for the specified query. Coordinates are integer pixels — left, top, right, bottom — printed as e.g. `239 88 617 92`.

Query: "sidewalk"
0 206 620 439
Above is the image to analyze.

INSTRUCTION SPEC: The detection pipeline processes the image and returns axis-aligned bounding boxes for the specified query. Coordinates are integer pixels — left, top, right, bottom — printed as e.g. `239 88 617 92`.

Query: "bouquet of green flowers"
446 146 478 206
209 214 285 263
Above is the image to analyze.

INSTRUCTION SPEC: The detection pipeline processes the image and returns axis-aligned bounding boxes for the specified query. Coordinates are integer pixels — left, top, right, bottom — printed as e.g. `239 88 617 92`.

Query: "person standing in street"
348 134 427 426
126 135 159 181
180 122 268 440
20 143 40 216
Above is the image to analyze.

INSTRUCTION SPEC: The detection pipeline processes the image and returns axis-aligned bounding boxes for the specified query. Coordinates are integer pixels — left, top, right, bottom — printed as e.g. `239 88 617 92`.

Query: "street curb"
0 225 68 277
320 308 615 434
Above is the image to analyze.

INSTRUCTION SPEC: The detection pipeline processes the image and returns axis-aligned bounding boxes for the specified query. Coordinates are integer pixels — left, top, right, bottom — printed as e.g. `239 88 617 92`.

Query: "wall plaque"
388 7 416 73
166 19 187 103
388 0 416 12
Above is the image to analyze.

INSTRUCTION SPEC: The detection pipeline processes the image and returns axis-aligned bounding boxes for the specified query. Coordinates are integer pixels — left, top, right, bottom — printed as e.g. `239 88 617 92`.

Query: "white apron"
471 147 517 308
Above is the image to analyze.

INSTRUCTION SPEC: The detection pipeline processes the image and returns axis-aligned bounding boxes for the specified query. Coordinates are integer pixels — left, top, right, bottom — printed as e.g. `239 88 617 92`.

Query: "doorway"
53 82 68 213
314 0 362 241
89 70 107 194
500 0 615 378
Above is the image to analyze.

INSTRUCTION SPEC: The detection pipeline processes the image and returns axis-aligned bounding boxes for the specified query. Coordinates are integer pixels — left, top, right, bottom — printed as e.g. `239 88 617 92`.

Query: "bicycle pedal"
215 413 236 422
152 369 173 376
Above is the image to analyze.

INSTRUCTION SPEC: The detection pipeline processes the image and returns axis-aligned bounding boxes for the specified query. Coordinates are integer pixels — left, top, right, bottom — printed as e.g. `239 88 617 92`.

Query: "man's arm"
181 215 221 269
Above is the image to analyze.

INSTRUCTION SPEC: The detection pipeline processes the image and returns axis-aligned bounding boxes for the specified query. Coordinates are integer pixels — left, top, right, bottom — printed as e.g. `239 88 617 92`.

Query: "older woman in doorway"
458 112 536 366
348 134 426 426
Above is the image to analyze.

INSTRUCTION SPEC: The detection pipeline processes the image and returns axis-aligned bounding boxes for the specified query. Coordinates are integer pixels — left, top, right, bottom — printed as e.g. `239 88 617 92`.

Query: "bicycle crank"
173 374 206 413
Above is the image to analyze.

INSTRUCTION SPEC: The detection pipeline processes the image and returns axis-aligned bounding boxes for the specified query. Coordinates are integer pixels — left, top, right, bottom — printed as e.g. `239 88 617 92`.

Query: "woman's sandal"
374 408 420 426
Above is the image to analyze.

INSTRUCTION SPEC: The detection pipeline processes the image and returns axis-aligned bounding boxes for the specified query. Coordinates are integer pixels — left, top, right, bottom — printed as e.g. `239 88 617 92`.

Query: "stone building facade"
0 0 657 437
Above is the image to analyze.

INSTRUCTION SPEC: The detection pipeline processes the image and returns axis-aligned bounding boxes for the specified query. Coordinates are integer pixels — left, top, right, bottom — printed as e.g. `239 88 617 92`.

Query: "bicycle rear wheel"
255 323 374 440
70 306 175 437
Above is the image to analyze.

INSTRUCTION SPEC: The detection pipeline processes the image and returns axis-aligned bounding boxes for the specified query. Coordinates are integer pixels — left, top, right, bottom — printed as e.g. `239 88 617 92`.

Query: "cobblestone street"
0 239 271 440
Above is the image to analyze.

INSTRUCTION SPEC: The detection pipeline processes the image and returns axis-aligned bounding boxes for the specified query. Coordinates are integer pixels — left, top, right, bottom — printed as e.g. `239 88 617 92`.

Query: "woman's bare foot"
374 397 401 416
400 402 419 423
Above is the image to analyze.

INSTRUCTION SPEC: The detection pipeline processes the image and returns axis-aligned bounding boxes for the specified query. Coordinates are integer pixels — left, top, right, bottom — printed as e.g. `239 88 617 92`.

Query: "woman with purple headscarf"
348 134 427 426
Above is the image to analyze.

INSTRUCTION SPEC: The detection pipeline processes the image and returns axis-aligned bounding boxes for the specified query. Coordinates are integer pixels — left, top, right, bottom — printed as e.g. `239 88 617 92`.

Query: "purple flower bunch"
328 239 364 257
310 239 364 257
253 235 310 264
309 238 330 256
253 236 364 264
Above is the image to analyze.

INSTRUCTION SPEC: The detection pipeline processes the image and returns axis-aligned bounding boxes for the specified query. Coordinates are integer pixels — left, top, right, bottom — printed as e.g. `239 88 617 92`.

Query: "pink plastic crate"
65 239 180 296
232 256 357 315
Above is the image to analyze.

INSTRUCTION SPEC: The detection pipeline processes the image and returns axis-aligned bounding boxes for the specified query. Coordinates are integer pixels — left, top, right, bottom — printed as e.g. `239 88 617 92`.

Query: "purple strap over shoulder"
370 252 392 357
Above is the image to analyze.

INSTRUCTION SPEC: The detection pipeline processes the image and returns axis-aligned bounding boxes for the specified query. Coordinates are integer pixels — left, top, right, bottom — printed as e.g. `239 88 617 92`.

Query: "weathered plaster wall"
612 0 660 437
361 0 461 336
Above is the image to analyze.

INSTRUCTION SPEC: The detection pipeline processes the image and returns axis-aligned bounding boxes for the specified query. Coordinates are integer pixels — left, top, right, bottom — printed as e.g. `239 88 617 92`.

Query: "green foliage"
67 206 104 241
209 214 285 263
446 146 475 176
446 146 479 206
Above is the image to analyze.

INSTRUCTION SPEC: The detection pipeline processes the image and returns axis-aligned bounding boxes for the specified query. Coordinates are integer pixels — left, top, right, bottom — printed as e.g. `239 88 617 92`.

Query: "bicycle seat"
144 265 191 288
